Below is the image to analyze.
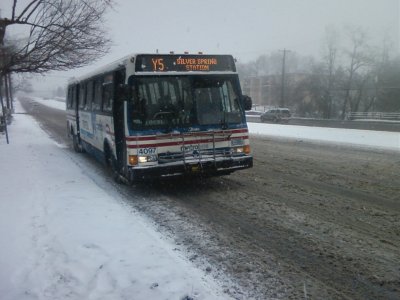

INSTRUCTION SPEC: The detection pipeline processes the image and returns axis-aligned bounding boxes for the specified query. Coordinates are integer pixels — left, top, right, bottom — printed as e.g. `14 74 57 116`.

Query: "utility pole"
280 49 290 107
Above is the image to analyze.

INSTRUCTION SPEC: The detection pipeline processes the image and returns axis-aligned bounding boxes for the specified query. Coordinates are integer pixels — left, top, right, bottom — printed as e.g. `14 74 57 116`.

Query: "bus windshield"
128 75 244 131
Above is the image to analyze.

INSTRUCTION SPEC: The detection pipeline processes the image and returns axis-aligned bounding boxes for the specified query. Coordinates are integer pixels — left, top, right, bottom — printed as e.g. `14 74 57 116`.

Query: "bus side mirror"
117 84 130 100
242 95 252 111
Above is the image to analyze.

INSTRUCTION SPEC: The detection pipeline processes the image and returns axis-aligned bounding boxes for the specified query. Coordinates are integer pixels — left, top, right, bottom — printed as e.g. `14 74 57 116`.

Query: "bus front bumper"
127 156 253 180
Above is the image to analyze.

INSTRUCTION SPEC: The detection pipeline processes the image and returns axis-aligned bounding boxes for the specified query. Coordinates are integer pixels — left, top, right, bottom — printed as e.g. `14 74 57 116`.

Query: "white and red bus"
66 53 253 181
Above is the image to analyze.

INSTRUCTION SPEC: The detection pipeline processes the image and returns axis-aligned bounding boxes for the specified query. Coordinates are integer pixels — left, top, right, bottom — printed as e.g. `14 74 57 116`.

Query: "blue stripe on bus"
80 128 95 139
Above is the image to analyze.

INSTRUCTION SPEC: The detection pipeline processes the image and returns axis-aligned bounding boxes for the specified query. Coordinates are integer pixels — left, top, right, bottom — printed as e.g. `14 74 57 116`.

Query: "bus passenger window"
93 79 102 111
67 87 73 109
79 85 86 109
85 81 93 110
102 74 114 112
102 83 113 112
71 86 77 109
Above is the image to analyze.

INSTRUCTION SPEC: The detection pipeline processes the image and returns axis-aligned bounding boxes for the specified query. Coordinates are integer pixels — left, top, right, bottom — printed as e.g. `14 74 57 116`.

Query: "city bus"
66 53 253 182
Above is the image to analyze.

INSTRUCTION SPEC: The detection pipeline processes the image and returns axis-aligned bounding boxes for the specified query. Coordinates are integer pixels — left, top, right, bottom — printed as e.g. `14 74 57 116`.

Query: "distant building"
241 75 276 107
241 73 311 112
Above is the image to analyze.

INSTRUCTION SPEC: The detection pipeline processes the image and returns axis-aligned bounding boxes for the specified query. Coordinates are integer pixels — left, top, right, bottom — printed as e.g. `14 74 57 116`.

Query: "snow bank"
0 103 228 300
29 96 66 110
248 122 400 152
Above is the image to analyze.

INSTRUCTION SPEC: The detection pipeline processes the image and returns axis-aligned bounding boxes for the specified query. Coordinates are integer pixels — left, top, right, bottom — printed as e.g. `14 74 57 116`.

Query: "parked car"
260 108 291 123
245 110 264 117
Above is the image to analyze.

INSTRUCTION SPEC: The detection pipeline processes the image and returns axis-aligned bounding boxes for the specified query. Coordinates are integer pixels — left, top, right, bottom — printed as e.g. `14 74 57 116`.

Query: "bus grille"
157 131 233 164
158 148 232 164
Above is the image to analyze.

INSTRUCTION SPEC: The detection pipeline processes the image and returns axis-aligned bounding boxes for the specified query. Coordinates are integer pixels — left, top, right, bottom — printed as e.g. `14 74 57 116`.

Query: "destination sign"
135 54 236 72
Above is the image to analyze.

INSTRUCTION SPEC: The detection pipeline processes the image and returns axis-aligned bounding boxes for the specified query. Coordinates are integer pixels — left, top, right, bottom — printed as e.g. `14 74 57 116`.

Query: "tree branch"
15 0 41 22
2 0 112 75
11 0 18 21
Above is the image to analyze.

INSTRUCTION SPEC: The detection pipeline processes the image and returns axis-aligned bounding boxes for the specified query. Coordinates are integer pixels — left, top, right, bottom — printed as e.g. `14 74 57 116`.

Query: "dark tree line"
238 26 400 119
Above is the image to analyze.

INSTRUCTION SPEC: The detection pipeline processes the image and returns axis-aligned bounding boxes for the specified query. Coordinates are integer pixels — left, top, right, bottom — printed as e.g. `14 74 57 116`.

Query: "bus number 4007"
138 148 156 155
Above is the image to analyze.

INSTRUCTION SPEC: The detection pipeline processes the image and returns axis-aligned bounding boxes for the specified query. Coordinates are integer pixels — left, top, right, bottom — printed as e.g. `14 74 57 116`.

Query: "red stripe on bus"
125 128 248 141
126 135 249 149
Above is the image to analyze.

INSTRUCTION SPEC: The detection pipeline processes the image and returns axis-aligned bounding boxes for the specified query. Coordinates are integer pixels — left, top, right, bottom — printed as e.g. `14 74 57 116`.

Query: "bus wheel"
72 132 83 153
104 144 122 184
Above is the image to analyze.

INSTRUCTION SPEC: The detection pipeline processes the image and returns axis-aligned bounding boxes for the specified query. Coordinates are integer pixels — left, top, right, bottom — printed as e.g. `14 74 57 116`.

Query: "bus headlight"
233 145 251 154
233 147 244 153
138 155 158 163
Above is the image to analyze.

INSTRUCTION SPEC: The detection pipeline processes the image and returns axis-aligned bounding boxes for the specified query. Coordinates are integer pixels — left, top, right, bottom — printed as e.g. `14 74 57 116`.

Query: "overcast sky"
7 0 398 94
107 0 399 59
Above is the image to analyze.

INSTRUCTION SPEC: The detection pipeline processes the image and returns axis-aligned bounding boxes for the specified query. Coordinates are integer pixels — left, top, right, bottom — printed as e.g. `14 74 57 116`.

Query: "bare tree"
320 26 339 118
0 0 112 75
340 26 372 119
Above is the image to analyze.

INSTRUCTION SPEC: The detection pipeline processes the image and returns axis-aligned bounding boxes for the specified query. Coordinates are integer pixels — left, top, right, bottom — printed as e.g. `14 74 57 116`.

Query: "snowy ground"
3 97 398 300
0 101 228 300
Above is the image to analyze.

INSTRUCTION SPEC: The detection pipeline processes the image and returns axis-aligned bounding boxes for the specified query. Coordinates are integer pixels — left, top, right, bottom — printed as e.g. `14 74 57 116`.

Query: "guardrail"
347 112 400 121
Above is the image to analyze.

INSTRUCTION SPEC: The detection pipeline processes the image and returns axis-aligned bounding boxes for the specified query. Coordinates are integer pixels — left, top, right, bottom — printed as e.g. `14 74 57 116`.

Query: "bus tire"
72 130 84 153
104 143 122 184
